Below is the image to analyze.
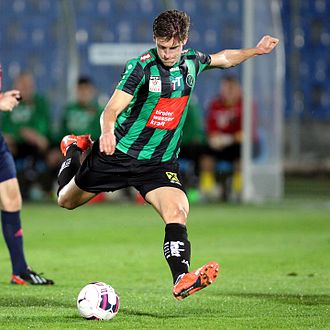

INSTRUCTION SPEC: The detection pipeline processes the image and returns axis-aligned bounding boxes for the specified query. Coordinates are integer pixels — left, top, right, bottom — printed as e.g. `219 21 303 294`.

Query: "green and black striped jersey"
115 47 211 162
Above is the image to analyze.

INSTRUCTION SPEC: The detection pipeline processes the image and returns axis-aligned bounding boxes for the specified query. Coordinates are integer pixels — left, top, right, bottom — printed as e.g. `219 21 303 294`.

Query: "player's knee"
2 194 22 212
164 205 189 224
57 194 77 210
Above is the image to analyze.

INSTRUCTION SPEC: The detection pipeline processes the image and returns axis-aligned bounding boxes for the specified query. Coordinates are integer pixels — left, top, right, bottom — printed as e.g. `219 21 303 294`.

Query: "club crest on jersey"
149 76 161 92
165 172 181 185
186 74 195 87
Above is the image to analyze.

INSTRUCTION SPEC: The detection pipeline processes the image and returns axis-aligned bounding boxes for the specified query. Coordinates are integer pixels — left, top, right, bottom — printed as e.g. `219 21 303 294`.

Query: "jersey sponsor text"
146 96 189 130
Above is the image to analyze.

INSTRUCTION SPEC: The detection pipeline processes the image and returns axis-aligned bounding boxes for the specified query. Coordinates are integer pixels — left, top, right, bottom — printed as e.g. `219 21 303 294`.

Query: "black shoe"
11 267 54 285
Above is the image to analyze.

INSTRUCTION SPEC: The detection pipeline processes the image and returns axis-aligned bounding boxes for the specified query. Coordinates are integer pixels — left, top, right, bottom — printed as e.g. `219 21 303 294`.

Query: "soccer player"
0 90 54 285
57 10 279 299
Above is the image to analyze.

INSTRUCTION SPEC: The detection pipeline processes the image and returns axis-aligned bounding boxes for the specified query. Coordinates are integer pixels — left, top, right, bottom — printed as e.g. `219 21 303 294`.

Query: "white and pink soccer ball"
77 282 120 320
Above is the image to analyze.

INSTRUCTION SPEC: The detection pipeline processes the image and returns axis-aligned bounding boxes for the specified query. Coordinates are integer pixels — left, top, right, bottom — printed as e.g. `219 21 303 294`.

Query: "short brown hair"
153 10 190 42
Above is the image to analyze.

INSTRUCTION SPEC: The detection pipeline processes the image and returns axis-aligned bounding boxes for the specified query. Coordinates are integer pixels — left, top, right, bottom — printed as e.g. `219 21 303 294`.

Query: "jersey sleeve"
116 59 145 95
195 50 211 74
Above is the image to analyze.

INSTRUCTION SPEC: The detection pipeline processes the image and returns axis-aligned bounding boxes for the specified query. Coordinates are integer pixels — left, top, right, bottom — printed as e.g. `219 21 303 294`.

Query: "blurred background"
0 0 329 203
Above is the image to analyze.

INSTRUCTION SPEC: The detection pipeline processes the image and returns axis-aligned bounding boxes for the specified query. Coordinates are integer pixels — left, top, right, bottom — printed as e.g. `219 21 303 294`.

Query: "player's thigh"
146 187 189 225
0 178 22 211
58 177 96 210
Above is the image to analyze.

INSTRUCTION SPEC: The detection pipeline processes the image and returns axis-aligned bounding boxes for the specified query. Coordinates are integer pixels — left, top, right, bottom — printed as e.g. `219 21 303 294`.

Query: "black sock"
1 211 28 275
163 223 191 284
57 144 81 193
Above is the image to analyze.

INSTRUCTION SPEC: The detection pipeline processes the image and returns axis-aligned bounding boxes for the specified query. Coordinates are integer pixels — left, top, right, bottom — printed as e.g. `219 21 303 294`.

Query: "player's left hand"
256 35 279 54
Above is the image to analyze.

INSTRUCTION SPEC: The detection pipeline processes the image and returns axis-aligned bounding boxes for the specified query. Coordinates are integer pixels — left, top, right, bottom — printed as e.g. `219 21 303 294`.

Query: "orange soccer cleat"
173 261 219 300
60 134 93 156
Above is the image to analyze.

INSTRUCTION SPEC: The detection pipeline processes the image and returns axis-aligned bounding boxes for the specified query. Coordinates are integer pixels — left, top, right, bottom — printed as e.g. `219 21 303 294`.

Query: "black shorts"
75 140 186 198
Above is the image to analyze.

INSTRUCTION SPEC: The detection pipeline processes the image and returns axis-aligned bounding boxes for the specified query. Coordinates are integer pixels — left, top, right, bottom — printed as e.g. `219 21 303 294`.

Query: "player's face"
155 37 187 67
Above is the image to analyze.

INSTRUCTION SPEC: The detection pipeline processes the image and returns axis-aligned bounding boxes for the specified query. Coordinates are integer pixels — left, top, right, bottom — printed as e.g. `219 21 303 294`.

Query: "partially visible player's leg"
57 135 95 210
0 178 27 276
146 187 219 299
57 177 96 210
0 177 22 211
0 165 53 285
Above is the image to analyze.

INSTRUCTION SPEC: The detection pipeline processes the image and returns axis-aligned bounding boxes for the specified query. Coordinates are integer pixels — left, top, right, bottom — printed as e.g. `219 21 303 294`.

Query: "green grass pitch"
0 200 329 329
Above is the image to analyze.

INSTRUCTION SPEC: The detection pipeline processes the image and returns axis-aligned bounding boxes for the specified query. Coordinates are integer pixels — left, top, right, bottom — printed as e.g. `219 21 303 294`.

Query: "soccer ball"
77 282 120 320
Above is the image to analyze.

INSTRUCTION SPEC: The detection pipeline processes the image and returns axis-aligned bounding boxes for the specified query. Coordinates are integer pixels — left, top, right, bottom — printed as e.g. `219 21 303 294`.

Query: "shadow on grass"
62 310 175 320
224 292 330 306
119 308 180 318
0 296 72 308
0 298 188 321
0 301 177 320
62 310 187 321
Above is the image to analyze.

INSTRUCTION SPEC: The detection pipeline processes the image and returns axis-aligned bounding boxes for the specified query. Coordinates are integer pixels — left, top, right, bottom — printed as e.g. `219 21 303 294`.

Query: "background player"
0 83 54 285
56 10 278 299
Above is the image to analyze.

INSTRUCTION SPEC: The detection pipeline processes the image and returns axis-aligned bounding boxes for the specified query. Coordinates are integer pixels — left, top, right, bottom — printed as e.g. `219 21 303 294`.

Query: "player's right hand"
0 90 21 112
99 131 116 155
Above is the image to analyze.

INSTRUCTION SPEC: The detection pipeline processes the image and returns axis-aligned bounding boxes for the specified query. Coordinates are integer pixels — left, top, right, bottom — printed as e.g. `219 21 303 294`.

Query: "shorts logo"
186 74 194 87
166 172 181 185
149 76 161 92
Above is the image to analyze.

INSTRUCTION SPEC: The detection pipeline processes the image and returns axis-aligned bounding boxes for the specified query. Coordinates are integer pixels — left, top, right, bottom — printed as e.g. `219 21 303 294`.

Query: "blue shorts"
0 134 17 183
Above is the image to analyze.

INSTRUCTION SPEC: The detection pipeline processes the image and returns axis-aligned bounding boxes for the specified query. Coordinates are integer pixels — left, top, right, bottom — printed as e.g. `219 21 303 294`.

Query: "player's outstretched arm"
99 89 133 155
209 35 279 69
0 90 21 111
